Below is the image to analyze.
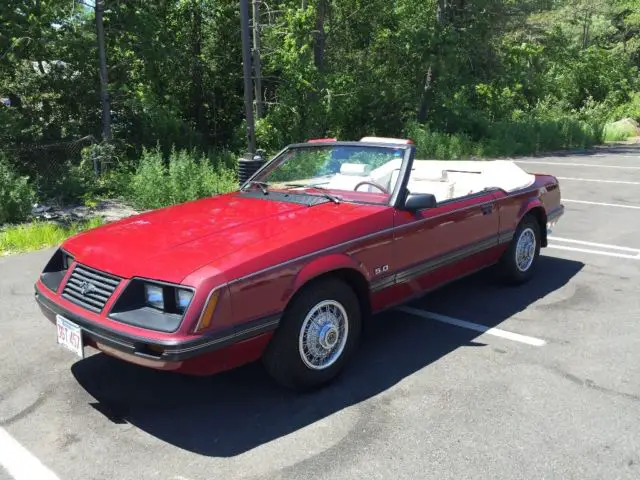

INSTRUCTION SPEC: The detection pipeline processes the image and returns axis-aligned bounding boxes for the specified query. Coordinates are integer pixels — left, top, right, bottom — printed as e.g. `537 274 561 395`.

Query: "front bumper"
35 283 280 364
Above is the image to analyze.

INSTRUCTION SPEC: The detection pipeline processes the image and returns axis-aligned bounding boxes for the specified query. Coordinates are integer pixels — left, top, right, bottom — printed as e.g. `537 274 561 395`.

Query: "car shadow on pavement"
71 254 584 457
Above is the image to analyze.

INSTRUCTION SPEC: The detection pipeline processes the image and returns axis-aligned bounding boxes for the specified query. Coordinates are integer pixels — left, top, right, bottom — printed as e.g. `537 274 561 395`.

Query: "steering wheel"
353 180 389 194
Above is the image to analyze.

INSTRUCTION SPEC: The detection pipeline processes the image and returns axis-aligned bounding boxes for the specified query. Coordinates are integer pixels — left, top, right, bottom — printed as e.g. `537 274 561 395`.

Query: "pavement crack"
551 367 640 403
0 395 47 427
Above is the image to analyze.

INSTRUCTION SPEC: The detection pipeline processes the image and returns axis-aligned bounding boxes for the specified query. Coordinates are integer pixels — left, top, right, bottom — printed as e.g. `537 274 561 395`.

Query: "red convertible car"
35 137 564 390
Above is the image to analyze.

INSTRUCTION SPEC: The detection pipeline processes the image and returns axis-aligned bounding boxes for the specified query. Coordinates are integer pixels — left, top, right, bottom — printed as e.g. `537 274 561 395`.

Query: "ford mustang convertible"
35 136 564 390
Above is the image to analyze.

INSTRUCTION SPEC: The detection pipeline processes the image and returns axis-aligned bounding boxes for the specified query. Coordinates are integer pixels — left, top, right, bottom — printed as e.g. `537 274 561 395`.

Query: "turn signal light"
194 289 220 333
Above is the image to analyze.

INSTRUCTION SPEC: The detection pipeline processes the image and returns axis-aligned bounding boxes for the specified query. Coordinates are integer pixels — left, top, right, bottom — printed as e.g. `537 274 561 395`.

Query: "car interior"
323 158 537 204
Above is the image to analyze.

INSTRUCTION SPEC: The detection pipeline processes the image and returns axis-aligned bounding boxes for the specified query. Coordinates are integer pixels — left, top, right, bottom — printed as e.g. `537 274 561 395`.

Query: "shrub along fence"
0 140 240 225
0 111 613 226
3 136 99 203
127 146 239 211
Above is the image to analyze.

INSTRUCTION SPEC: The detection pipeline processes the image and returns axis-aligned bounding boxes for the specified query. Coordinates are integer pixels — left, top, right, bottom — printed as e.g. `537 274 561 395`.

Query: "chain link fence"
3 135 100 202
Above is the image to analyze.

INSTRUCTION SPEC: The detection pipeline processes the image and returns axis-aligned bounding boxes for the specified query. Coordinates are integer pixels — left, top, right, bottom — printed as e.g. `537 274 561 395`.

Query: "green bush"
407 113 603 160
93 161 136 201
81 142 119 175
405 123 477 160
481 117 601 157
28 155 99 206
0 153 36 224
129 146 238 210
610 93 640 123
603 121 638 142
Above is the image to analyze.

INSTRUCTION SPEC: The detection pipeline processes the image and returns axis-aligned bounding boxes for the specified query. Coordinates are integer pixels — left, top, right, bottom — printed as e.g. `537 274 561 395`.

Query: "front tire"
262 278 362 391
497 214 541 285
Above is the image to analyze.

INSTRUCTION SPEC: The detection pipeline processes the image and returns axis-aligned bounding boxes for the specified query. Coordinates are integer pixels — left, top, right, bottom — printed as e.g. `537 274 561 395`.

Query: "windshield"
249 144 407 204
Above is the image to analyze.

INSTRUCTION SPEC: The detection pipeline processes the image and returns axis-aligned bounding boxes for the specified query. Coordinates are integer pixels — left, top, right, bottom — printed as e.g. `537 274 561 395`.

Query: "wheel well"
288 268 372 321
526 206 548 247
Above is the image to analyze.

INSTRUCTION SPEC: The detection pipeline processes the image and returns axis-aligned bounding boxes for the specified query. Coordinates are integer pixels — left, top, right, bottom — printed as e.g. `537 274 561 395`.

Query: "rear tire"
262 277 362 391
497 214 541 285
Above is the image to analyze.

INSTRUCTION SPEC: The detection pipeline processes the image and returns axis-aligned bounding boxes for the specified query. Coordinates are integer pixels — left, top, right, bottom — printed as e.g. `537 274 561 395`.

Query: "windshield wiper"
243 180 269 195
284 183 341 204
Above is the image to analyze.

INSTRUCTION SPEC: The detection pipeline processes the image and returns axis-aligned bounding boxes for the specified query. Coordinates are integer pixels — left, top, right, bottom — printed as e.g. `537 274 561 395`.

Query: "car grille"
62 264 121 313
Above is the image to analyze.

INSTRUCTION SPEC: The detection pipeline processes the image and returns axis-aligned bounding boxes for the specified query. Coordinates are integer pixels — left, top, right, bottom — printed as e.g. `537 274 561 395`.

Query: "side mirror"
403 193 437 211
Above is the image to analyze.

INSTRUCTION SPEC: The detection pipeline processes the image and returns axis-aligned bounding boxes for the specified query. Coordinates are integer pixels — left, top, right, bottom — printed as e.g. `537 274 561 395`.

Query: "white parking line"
547 245 640 259
0 427 61 480
563 199 640 210
547 236 640 259
549 236 640 252
396 306 546 346
556 177 640 185
515 160 640 170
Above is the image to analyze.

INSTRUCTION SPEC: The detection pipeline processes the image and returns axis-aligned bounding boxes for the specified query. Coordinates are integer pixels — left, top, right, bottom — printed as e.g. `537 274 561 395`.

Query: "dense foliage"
0 153 36 224
1 0 639 220
129 147 237 210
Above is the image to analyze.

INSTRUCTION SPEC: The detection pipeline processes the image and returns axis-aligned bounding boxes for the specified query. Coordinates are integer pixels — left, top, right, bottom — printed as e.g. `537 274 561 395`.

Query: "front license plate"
56 315 84 358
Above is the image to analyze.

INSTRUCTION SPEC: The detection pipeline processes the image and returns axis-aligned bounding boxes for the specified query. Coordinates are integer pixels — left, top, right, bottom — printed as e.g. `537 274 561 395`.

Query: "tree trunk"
436 0 447 24
582 10 590 49
239 0 256 154
418 65 434 122
95 0 111 142
190 0 204 132
313 0 327 72
252 0 264 119
420 0 446 123
306 0 328 134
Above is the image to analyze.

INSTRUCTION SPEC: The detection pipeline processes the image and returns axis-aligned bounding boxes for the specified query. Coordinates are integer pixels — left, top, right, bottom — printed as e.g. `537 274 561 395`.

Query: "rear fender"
518 195 548 247
518 196 544 221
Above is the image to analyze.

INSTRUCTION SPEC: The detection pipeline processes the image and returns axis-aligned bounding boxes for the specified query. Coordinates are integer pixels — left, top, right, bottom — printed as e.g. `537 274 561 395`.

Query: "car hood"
63 193 378 284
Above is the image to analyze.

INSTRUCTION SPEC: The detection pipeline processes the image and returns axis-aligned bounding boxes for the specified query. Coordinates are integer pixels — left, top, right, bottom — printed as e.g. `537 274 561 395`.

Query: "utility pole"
240 0 256 155
95 0 112 142
252 0 264 119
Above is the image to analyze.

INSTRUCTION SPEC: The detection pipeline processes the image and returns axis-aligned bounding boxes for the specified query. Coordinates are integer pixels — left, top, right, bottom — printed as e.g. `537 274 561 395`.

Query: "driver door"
391 168 501 296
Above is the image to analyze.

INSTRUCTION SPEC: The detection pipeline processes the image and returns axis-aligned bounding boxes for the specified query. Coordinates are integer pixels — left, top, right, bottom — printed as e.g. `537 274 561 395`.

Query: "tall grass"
0 217 104 255
603 122 638 142
129 147 238 210
406 115 603 160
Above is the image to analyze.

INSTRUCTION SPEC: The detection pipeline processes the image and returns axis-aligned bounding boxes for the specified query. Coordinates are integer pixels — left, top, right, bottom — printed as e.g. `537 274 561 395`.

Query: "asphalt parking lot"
1 144 639 480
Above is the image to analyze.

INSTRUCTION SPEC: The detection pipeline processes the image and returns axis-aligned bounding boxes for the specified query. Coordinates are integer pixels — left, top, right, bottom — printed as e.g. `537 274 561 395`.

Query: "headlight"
176 289 194 312
109 279 195 333
142 282 194 313
145 284 165 310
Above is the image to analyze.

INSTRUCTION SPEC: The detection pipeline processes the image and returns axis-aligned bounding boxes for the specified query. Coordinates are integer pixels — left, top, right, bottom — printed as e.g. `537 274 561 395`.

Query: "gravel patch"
31 198 139 224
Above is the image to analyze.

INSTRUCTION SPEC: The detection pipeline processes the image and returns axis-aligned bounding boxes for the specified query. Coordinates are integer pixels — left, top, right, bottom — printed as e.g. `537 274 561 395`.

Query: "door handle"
481 203 493 215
